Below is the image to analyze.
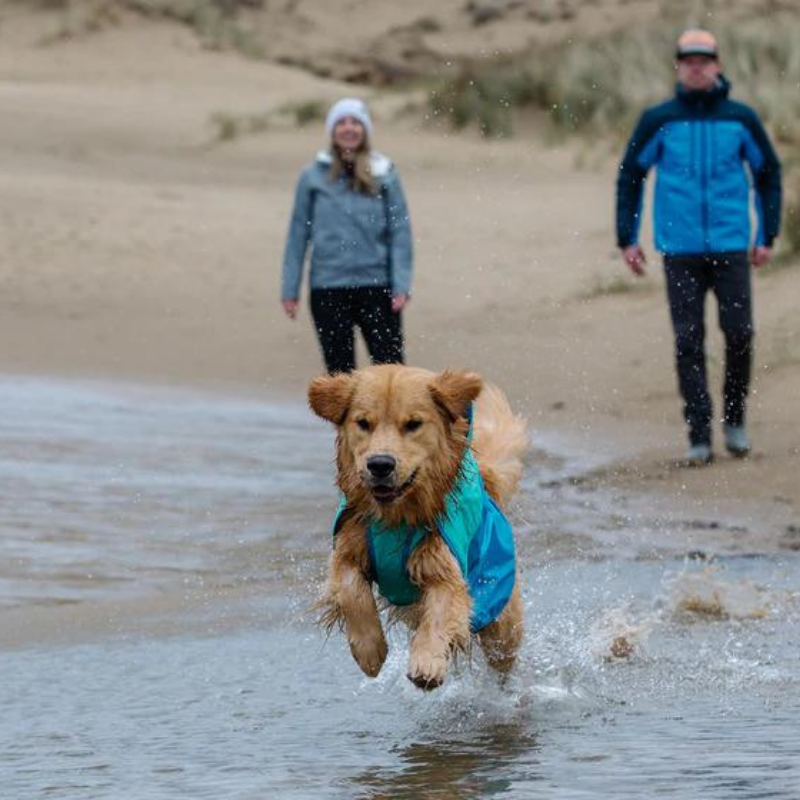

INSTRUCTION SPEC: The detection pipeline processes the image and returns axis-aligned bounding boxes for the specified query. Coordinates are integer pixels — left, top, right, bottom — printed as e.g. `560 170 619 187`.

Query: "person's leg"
711 251 753 429
309 288 357 374
353 287 404 365
664 255 714 447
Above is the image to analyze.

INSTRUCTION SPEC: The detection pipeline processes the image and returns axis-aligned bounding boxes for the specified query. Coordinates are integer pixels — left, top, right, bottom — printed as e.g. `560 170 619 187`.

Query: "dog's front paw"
407 651 449 690
349 634 388 678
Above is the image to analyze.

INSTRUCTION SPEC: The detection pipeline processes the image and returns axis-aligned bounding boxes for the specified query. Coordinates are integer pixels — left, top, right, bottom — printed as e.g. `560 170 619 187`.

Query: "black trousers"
663 252 753 446
309 286 404 374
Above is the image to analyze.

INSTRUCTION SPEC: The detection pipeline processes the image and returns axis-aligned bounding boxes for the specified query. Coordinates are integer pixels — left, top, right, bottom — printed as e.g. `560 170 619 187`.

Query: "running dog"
308 365 527 689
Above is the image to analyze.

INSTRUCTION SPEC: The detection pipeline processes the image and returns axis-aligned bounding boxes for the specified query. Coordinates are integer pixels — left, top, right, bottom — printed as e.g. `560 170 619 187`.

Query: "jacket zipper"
710 121 716 179
701 120 710 251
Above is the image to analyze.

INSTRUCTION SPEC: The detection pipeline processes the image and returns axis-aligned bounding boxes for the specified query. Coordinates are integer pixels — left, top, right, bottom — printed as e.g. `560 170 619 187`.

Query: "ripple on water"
0 376 335 608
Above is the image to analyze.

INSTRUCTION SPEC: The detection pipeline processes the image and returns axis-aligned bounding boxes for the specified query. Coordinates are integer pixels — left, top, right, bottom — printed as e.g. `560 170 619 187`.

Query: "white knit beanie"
325 97 373 137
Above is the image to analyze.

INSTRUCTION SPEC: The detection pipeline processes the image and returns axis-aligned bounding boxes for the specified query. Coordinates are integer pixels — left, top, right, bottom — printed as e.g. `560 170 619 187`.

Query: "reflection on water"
1 376 799 798
350 723 541 799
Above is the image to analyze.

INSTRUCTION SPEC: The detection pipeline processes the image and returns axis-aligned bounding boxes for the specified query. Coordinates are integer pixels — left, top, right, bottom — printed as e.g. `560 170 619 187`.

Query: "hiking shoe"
686 443 713 466
724 424 750 457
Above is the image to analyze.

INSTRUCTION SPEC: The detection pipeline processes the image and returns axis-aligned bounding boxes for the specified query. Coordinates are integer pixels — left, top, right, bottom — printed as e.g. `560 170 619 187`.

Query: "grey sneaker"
724 424 750 457
686 443 713 466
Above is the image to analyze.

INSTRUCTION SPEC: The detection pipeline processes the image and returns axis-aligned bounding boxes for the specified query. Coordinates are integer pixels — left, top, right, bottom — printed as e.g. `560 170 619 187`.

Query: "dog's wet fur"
309 365 527 690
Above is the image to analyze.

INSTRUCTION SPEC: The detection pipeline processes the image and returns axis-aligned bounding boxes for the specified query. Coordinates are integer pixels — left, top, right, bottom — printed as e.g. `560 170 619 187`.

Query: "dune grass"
782 168 800 257
209 99 326 141
428 14 800 146
133 0 265 55
38 0 265 54
278 99 326 128
577 274 656 302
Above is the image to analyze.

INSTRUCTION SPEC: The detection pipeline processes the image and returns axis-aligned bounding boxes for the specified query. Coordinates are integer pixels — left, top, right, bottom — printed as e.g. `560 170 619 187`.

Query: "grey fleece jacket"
281 151 413 300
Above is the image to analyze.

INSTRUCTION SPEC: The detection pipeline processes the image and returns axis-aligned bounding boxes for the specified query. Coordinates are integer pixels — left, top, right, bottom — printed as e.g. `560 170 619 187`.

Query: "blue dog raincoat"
332 407 516 632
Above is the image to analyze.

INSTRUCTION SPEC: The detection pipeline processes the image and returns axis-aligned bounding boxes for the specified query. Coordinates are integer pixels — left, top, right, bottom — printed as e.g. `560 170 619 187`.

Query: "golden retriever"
308 365 527 689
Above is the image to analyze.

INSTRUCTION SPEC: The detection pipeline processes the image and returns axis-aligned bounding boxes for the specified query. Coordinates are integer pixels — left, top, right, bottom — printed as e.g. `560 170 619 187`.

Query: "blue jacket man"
616 29 781 463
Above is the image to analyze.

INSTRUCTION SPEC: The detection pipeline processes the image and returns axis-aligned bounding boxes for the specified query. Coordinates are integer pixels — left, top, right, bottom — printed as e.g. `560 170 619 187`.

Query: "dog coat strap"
331 496 351 537
332 499 378 584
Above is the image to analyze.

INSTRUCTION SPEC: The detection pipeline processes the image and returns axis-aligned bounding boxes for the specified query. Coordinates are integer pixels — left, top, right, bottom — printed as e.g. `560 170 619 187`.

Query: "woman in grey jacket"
281 98 413 374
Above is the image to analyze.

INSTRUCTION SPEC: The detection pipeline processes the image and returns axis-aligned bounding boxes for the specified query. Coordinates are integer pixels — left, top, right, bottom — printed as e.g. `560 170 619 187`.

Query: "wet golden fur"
309 365 527 689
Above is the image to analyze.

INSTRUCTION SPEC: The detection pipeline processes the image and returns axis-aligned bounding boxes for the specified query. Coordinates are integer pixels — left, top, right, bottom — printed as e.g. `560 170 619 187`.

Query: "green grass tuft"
278 99 326 127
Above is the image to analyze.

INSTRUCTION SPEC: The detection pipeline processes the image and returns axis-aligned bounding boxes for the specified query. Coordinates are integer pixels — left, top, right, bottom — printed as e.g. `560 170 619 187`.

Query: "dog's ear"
429 370 483 422
308 373 356 425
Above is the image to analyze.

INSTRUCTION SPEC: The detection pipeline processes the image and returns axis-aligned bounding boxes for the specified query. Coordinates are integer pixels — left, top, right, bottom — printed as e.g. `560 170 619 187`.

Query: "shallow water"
2 376 799 799
0 376 330 609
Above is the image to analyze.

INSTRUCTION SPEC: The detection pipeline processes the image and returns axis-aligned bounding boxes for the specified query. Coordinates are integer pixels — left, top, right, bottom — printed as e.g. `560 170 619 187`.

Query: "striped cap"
676 29 718 59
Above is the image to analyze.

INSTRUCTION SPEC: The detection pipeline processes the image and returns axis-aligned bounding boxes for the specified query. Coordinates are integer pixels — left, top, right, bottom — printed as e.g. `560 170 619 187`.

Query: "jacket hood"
315 149 393 178
675 74 731 107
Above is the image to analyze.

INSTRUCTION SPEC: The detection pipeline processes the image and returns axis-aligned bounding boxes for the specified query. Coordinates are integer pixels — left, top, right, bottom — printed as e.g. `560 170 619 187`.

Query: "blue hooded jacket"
331 410 516 633
616 77 781 255
282 151 413 300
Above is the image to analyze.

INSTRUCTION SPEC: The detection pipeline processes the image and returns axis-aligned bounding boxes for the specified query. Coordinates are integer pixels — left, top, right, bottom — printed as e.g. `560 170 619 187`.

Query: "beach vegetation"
209 99 326 141
577 273 655 301
38 0 265 56
780 168 800 261
210 109 270 140
427 14 800 147
278 99 326 128
125 0 265 56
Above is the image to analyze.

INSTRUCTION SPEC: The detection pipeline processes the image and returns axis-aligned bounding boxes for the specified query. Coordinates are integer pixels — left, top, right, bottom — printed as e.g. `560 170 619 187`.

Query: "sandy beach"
1 9 798 535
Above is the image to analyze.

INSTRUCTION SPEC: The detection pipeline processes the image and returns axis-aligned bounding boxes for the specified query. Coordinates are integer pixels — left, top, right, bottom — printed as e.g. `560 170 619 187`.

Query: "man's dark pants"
663 252 753 446
310 286 404 374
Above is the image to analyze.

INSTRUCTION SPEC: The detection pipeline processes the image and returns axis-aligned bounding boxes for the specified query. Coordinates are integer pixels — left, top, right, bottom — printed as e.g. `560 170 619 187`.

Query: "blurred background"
1 3 799 797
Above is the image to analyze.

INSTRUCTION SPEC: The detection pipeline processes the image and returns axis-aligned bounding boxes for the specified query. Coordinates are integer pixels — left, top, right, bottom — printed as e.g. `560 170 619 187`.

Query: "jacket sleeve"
742 111 782 247
281 169 314 301
616 110 661 248
383 170 414 296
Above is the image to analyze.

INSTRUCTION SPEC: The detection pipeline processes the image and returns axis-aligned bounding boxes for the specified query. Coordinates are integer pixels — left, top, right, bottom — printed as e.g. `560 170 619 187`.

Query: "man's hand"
622 245 647 276
751 246 772 268
391 294 409 313
282 299 299 320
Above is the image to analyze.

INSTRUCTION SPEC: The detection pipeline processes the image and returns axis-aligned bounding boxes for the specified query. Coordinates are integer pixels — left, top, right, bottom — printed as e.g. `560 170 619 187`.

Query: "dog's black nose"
366 454 397 479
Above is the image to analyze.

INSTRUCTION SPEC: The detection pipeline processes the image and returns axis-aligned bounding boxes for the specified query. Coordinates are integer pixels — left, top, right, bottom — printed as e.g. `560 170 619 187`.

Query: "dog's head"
308 365 482 526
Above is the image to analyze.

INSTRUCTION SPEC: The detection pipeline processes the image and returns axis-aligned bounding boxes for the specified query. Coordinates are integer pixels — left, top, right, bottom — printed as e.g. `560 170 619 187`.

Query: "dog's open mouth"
369 470 418 504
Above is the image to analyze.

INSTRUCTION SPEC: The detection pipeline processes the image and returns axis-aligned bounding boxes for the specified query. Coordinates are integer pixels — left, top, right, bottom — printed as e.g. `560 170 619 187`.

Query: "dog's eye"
404 419 423 433
355 418 371 431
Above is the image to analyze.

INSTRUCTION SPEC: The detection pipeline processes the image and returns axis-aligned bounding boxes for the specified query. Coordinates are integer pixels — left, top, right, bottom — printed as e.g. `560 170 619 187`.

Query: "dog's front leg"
323 519 387 678
406 534 471 690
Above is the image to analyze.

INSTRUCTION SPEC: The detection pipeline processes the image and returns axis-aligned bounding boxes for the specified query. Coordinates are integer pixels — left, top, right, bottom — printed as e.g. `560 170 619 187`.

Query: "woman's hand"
391 294 409 313
282 299 299 319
